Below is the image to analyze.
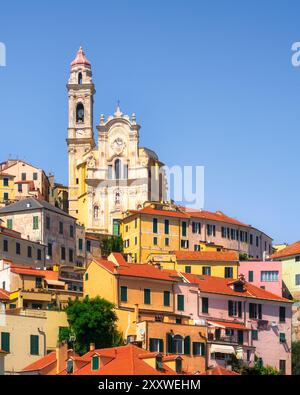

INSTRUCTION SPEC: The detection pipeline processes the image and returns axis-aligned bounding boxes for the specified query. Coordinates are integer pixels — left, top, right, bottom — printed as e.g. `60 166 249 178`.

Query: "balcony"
207 333 239 345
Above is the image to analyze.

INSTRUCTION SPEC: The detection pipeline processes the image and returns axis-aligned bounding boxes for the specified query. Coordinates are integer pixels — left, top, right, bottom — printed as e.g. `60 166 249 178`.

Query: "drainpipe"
38 327 46 356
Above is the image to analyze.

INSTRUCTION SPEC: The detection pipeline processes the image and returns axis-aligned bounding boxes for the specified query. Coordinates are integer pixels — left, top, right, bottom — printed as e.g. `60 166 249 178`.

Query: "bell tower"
67 47 95 218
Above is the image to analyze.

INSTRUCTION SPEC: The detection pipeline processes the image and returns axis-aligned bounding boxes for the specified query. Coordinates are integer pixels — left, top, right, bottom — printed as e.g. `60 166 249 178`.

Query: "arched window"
76 103 84 123
115 159 121 179
173 334 184 354
78 72 82 85
94 205 99 219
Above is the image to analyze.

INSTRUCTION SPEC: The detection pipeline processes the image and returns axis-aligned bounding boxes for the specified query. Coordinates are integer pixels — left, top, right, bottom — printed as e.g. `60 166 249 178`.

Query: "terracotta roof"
183 273 291 303
71 47 91 68
201 365 240 375
22 351 57 372
185 208 248 227
71 344 181 375
207 320 248 330
270 240 300 260
11 266 58 280
175 250 239 262
0 289 10 300
110 252 128 266
128 207 189 219
94 259 178 282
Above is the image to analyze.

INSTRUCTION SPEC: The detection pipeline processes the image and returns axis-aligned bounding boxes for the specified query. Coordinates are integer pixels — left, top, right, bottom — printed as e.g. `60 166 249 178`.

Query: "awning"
207 320 248 330
45 279 65 287
210 344 235 354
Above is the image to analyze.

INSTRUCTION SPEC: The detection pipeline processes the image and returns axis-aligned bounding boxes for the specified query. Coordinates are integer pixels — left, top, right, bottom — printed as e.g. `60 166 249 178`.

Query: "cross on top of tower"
71 46 91 68
114 100 123 117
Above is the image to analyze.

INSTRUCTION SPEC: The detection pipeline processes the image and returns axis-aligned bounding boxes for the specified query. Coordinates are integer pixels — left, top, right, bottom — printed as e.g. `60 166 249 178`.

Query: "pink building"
182 207 273 260
238 260 282 297
174 274 292 374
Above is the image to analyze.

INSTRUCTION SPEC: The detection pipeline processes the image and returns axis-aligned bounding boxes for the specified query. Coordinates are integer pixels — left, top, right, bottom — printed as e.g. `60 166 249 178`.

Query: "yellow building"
0 173 15 206
147 250 239 278
83 252 207 374
121 202 190 263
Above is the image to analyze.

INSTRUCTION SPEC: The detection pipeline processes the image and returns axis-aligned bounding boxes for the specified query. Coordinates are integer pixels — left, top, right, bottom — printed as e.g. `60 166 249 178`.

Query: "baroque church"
67 47 166 235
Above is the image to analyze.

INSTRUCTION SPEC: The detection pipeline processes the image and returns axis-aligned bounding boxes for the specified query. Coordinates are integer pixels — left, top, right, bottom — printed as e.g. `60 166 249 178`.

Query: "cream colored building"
0 160 50 202
67 47 166 235
0 309 47 374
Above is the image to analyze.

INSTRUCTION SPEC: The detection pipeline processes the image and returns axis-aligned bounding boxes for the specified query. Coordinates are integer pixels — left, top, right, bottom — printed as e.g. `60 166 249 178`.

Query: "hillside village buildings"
0 47 298 376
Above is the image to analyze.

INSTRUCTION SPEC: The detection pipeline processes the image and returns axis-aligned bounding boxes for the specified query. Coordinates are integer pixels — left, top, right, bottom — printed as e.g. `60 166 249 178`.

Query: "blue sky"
0 0 300 244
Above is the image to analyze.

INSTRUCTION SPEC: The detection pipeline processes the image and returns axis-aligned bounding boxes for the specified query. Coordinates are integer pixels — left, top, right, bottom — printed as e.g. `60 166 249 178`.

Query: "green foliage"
60 296 124 355
101 235 123 257
239 253 249 261
292 341 300 375
229 354 280 375
58 326 71 344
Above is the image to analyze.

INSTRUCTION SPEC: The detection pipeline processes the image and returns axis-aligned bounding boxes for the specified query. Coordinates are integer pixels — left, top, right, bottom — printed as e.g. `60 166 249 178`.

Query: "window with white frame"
261 271 279 282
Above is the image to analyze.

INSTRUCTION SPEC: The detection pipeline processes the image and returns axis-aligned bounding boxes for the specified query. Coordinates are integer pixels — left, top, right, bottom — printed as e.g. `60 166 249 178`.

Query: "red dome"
71 47 91 68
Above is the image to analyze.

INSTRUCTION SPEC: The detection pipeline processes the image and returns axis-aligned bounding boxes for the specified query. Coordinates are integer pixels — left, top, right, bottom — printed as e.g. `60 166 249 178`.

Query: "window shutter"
149 338 155 352
159 339 164 353
92 355 99 370
201 342 206 356
1 332 10 352
258 304 262 319
238 301 242 318
144 289 151 304
166 333 173 354
184 336 191 355
228 300 233 316
177 295 184 311
192 342 197 355
164 291 170 307
30 335 39 355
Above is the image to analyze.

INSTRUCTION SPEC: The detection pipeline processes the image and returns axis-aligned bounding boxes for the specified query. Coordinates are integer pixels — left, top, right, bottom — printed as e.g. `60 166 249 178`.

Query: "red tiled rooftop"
183 273 291 303
22 351 57 372
72 344 181 375
94 259 178 282
11 266 58 281
0 289 10 300
128 207 189 219
270 240 300 260
175 250 239 262
201 365 240 375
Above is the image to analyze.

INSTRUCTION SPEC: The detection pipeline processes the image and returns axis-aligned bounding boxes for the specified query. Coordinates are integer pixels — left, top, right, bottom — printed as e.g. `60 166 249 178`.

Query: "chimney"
90 343 95 351
56 341 68 374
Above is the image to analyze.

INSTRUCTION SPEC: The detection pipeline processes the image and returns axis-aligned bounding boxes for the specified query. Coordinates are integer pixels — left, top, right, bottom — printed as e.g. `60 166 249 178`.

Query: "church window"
78 72 82 85
115 159 121 179
108 165 113 179
94 206 99 219
76 103 84 123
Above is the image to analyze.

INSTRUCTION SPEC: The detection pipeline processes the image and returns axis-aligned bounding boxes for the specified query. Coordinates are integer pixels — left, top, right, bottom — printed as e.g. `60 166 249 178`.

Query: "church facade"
67 48 166 235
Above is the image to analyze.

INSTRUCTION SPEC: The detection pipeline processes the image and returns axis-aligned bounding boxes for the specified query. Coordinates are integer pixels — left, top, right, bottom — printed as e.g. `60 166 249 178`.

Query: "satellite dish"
139 329 145 335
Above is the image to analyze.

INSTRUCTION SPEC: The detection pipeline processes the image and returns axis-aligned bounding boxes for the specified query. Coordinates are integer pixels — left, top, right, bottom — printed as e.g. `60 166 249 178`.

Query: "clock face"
76 130 84 137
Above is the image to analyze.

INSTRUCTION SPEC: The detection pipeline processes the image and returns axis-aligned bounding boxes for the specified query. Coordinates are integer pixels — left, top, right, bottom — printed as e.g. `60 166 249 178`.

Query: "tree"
239 253 248 261
292 341 300 375
100 235 123 257
59 296 124 355
229 354 280 375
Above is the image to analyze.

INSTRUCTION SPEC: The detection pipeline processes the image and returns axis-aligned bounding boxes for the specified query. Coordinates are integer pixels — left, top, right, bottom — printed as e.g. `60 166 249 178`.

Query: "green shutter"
33 216 39 230
7 219 12 230
279 333 286 343
202 297 208 314
192 342 198 355
92 355 99 370
144 289 151 304
85 272 89 281
1 332 10 352
163 291 170 306
177 295 184 311
149 338 156 352
159 339 164 353
251 330 258 341
166 333 173 354
248 271 254 282
30 335 39 355
184 336 191 355
120 286 128 302
228 300 234 316
153 218 158 233
201 342 206 356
